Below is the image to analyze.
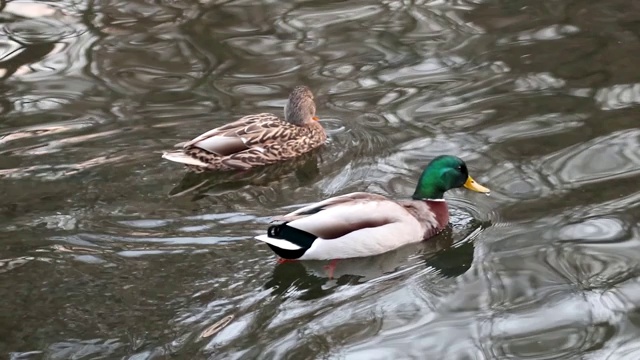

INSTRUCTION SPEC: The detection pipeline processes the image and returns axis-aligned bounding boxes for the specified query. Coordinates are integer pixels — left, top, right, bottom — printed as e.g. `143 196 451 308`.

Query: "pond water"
2 0 640 359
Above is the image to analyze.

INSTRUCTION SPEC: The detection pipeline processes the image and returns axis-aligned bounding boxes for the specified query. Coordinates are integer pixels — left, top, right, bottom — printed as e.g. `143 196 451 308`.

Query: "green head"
412 155 490 200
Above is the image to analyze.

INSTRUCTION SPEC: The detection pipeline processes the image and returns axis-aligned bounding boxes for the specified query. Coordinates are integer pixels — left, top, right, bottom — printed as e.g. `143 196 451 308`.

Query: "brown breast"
307 121 327 144
424 200 449 229
399 200 450 240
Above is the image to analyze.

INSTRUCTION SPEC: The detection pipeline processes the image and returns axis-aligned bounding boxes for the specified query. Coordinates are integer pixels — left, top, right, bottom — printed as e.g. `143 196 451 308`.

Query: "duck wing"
183 113 288 156
273 192 389 221
268 192 408 240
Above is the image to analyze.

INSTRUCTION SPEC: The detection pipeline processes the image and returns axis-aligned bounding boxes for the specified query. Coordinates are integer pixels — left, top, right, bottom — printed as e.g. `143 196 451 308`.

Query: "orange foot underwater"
323 259 340 279
277 258 298 264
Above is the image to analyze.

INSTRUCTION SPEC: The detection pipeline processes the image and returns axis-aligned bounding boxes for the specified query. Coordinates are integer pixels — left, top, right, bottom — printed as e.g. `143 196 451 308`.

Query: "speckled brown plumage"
162 86 327 172
183 116 325 171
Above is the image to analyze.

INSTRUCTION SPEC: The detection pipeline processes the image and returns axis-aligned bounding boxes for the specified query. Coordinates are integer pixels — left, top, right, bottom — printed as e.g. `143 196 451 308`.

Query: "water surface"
2 0 640 359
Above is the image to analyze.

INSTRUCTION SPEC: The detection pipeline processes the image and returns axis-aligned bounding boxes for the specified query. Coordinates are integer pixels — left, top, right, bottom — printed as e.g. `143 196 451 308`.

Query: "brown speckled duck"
254 155 490 260
162 85 326 171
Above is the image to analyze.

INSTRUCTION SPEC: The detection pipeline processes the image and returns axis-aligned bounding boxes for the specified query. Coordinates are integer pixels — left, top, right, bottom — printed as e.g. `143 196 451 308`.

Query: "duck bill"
312 116 319 121
463 176 490 193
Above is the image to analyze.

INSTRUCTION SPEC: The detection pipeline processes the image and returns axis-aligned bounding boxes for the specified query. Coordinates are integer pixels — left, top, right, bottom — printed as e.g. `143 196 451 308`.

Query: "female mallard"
162 85 326 171
254 155 490 260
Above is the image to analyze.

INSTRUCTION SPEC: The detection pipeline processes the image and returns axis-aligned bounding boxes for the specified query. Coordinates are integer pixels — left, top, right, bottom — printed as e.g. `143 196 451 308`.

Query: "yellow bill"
464 176 490 194
312 116 320 121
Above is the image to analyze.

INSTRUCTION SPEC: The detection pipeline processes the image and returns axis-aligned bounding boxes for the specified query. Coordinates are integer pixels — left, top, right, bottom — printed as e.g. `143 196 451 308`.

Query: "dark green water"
2 0 640 359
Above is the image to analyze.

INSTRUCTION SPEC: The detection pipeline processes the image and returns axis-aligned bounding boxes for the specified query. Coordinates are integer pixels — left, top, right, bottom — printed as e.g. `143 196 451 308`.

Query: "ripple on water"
224 57 305 80
9 79 95 112
0 116 100 146
93 0 199 34
480 285 616 359
594 83 640 110
222 35 296 57
93 34 208 94
556 217 630 243
3 17 77 45
484 160 555 202
0 3 89 81
541 129 640 187
479 112 586 145
43 339 126 360
112 91 220 128
287 3 385 29
230 83 282 96
496 24 581 46
490 323 610 360
541 243 640 290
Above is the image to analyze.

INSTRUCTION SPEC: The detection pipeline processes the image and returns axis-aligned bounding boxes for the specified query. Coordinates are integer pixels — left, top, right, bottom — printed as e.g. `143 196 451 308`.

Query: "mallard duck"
254 155 490 260
162 85 326 171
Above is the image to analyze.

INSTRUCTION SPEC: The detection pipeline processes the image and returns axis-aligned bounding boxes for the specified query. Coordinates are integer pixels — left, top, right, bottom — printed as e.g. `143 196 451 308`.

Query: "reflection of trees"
0 41 55 80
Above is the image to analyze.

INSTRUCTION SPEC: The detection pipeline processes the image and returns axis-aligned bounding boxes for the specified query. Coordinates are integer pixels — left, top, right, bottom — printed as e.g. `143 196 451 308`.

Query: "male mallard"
162 85 326 171
254 155 490 260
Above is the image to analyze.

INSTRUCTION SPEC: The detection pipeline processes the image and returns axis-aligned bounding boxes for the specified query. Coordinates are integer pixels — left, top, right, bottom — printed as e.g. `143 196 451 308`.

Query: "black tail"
266 222 317 259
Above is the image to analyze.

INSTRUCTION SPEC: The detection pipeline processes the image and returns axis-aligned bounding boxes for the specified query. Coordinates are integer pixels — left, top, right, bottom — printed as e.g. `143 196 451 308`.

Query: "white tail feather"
162 151 209 167
254 234 303 250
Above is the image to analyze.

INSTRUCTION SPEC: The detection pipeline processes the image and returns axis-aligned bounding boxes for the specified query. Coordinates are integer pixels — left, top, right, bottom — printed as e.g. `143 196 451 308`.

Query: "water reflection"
266 231 467 291
167 151 321 199
2 0 640 358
